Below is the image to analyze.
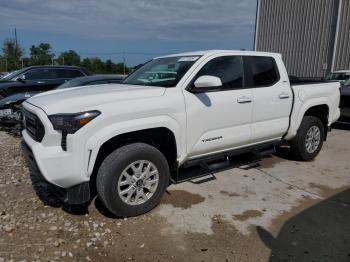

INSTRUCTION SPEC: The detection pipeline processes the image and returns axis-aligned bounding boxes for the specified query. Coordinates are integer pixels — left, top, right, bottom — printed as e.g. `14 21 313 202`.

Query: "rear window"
244 56 279 87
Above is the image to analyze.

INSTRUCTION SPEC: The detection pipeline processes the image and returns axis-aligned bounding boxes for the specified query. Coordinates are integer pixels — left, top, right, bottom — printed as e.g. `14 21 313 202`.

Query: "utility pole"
14 28 18 69
5 57 7 72
123 51 126 75
62 56 65 65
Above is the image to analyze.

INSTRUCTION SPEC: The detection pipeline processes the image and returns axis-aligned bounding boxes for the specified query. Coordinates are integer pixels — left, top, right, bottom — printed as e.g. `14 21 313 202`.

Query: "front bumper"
21 140 90 204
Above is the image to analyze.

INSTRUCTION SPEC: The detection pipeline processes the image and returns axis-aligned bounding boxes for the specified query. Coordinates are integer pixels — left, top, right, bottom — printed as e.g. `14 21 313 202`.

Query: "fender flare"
85 116 183 176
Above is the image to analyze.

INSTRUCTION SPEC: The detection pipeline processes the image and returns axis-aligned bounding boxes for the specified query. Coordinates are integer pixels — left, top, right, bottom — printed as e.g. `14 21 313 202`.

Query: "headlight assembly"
49 110 100 134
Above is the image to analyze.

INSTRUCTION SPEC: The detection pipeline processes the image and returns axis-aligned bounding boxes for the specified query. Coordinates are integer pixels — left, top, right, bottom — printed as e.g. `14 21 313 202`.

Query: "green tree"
1 38 23 71
105 59 114 73
58 50 81 66
89 57 105 73
29 43 54 65
81 58 93 72
115 63 126 74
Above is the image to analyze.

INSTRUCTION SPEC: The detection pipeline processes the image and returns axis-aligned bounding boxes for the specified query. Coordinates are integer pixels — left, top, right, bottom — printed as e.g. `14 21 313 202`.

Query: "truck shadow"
256 189 350 262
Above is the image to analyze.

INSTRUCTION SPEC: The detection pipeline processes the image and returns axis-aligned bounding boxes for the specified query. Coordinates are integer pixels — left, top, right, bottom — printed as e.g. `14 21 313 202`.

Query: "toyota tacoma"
21 50 340 217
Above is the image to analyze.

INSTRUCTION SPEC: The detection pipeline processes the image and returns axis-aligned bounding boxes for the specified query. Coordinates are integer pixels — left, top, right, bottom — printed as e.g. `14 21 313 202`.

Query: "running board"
174 141 279 183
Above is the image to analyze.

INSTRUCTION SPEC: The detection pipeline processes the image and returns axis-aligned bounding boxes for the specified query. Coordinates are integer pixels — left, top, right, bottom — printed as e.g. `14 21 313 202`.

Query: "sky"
0 0 257 66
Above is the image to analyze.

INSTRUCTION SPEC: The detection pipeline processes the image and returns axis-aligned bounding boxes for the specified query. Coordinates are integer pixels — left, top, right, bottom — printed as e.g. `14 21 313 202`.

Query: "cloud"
0 0 256 42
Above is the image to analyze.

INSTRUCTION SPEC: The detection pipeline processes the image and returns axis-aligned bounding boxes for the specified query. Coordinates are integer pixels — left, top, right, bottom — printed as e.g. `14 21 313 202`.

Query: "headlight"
49 110 100 134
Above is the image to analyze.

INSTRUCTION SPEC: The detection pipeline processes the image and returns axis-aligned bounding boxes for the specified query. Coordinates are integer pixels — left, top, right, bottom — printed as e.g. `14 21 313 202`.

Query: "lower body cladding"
21 140 90 205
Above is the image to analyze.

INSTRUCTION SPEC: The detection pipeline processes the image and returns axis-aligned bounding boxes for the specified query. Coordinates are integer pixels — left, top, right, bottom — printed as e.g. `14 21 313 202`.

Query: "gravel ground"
0 124 349 261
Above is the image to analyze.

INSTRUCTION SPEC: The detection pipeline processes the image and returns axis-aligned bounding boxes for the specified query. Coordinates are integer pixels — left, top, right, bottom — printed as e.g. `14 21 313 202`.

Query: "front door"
183 55 253 158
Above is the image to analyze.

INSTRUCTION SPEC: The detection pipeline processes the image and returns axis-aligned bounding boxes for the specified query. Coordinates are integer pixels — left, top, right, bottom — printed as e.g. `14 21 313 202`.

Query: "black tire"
290 116 325 161
96 143 170 217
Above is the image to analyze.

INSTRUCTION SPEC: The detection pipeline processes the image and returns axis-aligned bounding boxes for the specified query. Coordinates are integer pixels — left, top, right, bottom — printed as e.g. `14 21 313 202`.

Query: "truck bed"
284 81 341 140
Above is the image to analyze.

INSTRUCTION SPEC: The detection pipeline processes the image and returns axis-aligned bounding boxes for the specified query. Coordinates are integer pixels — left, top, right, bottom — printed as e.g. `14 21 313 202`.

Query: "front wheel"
96 143 170 217
290 116 325 161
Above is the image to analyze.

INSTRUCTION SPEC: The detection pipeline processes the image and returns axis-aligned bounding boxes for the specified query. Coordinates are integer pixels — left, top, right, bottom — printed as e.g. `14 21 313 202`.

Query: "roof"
157 50 281 59
24 65 85 70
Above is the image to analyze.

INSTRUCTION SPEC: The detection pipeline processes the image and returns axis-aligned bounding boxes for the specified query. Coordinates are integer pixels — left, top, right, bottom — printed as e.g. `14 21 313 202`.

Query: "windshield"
123 56 200 87
56 78 86 89
1 68 27 81
326 72 350 81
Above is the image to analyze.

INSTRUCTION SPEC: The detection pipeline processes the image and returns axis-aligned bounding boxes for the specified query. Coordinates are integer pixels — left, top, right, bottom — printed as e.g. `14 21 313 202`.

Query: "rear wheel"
290 116 325 161
96 143 170 217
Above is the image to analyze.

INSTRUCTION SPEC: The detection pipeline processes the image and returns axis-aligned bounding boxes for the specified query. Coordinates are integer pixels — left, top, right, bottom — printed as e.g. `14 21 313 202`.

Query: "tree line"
0 38 137 74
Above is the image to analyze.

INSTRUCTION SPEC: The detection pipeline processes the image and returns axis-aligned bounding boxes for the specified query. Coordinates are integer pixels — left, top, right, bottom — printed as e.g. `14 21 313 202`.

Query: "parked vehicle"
0 66 90 126
56 75 126 89
0 72 9 79
339 79 350 121
21 50 340 217
326 70 350 83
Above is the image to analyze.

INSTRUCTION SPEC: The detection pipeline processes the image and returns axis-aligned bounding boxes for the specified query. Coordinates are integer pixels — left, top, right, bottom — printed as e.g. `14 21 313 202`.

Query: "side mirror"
16 75 26 82
194 75 222 89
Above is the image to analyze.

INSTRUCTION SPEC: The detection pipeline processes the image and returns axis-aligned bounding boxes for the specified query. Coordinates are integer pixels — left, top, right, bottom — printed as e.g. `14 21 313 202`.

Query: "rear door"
183 55 253 158
244 56 292 143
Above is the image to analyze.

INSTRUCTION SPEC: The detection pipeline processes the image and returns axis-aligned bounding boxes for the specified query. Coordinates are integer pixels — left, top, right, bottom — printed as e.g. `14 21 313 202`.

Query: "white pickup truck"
21 50 340 217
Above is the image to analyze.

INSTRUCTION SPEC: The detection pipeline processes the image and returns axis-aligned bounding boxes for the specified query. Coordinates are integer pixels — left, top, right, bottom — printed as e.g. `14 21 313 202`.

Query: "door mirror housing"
194 75 222 89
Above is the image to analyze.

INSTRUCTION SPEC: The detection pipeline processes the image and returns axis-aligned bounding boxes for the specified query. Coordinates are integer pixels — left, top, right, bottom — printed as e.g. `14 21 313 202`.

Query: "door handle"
279 93 290 99
37 81 45 84
237 96 252 104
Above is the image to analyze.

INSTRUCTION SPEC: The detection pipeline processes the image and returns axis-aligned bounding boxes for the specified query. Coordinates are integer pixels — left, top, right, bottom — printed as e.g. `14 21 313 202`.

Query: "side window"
25 69 56 80
52 69 85 79
68 70 85 78
194 56 243 90
244 56 279 87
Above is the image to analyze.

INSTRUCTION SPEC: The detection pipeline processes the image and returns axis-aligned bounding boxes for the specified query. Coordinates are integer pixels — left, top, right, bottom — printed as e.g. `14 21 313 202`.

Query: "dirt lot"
0 124 350 262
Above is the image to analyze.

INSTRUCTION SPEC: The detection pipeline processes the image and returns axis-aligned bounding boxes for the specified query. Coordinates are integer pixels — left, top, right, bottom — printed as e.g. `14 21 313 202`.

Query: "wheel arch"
285 100 330 140
89 126 179 186
303 104 329 140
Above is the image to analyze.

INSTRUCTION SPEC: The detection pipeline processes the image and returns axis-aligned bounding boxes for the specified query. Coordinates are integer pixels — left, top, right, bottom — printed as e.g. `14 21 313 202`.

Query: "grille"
23 109 45 142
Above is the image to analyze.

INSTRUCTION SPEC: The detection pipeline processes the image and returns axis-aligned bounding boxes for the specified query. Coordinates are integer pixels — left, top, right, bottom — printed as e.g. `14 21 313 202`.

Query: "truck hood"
26 83 166 115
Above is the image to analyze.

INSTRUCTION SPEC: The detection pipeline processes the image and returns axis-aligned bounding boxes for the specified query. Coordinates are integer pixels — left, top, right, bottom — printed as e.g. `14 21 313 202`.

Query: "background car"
0 66 90 127
339 78 350 122
56 74 126 89
326 70 350 83
0 73 126 132
0 72 9 79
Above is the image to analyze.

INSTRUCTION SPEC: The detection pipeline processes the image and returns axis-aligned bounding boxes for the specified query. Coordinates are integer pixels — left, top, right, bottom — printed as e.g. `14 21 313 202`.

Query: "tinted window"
326 72 350 81
25 69 56 80
68 70 85 78
244 56 279 87
194 56 243 90
54 69 84 79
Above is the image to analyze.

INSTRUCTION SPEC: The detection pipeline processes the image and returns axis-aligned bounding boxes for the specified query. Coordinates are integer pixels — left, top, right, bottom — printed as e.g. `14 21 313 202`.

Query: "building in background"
254 0 350 78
